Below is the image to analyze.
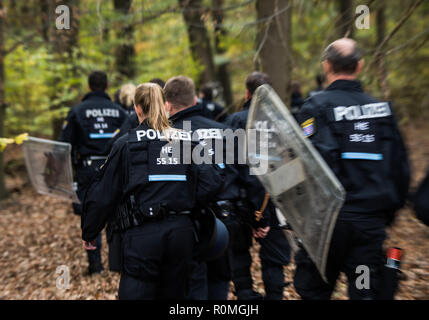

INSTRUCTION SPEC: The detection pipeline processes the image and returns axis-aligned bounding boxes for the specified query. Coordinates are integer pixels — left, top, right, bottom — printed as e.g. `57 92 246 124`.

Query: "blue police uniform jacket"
297 79 410 216
59 91 128 158
225 99 251 132
169 104 241 201
81 121 225 241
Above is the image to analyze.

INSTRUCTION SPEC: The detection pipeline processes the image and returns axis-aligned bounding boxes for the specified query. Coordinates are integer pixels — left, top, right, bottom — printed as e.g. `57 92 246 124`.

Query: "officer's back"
60 71 128 158
297 55 409 216
225 72 277 227
164 76 239 211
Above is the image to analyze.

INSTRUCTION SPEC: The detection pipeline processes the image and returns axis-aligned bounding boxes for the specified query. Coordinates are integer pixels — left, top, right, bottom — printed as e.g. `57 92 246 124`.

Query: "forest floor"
0 123 428 300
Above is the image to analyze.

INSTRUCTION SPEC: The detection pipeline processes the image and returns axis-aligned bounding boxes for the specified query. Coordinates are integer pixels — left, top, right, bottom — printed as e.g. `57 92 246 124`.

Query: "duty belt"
169 210 192 215
115 199 191 232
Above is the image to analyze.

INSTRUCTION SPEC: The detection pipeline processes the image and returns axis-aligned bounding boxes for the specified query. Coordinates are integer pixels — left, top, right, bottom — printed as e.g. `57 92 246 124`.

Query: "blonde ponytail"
134 83 171 132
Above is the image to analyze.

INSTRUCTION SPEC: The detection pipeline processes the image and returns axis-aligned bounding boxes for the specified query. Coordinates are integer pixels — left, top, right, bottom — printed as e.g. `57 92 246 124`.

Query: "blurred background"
2 0 429 136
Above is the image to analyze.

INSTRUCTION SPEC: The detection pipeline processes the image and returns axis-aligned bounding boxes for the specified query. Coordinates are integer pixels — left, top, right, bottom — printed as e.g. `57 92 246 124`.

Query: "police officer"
226 72 291 300
164 76 243 300
117 79 166 134
81 83 224 299
198 84 227 123
59 71 128 275
294 38 410 300
117 83 136 116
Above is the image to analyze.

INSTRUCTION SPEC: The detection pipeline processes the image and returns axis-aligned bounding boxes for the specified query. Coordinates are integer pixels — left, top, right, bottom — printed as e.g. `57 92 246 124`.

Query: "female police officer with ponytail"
81 83 224 299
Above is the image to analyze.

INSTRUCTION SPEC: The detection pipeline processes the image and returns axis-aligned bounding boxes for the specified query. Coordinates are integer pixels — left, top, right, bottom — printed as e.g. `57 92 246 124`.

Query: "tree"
364 0 424 80
113 0 135 81
39 0 51 42
49 0 80 57
179 0 216 87
255 0 292 104
335 0 354 38
376 0 390 100
212 0 233 107
46 0 80 139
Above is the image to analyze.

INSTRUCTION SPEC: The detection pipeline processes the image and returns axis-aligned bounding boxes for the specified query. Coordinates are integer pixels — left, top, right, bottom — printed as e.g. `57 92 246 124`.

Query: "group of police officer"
61 37 416 300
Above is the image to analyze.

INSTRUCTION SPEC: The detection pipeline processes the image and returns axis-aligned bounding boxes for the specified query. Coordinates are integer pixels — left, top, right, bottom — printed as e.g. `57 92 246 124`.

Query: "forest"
0 0 428 301
1 0 429 198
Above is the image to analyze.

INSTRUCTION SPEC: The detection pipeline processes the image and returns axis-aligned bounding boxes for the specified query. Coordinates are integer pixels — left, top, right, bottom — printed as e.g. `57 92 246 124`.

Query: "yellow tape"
14 133 29 145
0 133 29 152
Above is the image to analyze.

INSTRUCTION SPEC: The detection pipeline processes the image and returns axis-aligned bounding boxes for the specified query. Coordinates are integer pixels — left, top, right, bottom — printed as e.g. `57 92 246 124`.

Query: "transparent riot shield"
246 85 345 280
22 136 79 203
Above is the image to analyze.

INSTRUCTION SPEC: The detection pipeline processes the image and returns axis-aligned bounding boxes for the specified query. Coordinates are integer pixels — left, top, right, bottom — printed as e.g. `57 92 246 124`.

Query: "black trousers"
106 230 122 273
229 220 290 300
226 216 255 299
293 212 387 300
257 226 291 300
188 255 231 300
118 215 195 300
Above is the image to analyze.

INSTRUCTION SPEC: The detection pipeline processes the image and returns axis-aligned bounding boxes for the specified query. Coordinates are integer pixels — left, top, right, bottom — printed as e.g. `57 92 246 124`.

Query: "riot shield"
22 136 79 203
246 85 345 280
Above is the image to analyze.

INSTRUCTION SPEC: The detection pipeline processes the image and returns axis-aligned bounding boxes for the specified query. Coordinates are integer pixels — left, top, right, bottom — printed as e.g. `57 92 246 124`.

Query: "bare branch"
364 0 424 77
386 25 429 56
3 31 39 56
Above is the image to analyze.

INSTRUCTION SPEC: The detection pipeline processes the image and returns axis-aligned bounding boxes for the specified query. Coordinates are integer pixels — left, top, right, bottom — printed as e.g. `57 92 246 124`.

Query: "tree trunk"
113 0 135 81
48 0 80 139
39 0 51 42
376 0 390 100
50 0 80 56
336 0 354 38
255 0 292 104
212 0 233 107
0 0 7 199
179 0 216 87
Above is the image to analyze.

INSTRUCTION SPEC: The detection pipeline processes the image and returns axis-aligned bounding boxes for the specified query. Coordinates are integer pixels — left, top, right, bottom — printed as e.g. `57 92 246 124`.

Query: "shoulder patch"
112 128 120 138
62 121 68 130
301 118 315 138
